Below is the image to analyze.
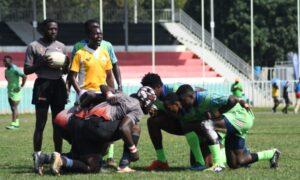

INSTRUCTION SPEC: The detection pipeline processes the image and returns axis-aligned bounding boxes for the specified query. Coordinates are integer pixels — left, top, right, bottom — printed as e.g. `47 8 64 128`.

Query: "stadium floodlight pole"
43 0 46 20
125 0 129 52
99 0 103 34
210 0 215 50
152 0 156 73
134 0 138 24
171 0 175 22
32 0 37 41
201 0 204 48
202 0 205 77
251 0 255 105
298 0 300 79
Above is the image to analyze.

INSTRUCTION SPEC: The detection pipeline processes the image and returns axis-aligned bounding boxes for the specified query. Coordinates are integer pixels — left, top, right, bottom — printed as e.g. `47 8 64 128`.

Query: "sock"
61 156 74 168
257 149 276 161
108 144 114 159
155 149 167 162
119 145 130 168
41 153 52 164
185 132 205 166
129 145 137 153
220 148 227 165
250 153 258 162
208 144 222 166
12 119 19 126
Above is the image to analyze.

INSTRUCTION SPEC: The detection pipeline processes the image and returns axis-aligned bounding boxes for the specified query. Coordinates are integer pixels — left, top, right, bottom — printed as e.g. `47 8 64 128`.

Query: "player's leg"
51 152 101 175
119 117 139 162
50 104 65 153
146 112 184 170
295 98 300 113
118 124 141 172
6 98 20 129
272 97 279 112
33 103 49 175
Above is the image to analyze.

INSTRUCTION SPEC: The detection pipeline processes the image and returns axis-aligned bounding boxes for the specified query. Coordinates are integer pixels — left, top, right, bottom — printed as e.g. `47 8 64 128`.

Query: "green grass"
0 110 300 179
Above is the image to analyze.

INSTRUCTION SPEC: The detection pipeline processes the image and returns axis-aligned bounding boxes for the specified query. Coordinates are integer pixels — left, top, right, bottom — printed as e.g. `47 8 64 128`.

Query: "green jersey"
5 64 25 101
154 83 180 111
223 103 254 138
231 82 243 98
180 91 228 123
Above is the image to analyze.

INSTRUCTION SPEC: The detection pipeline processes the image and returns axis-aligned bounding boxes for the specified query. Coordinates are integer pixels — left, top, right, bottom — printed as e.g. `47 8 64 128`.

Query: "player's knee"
132 124 141 134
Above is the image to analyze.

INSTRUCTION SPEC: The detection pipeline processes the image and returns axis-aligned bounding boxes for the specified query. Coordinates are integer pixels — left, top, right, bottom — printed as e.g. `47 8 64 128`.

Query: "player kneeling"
33 86 156 175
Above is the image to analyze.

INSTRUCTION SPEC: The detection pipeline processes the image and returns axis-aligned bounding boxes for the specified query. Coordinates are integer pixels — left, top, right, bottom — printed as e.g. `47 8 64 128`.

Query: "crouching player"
166 84 281 171
33 86 156 175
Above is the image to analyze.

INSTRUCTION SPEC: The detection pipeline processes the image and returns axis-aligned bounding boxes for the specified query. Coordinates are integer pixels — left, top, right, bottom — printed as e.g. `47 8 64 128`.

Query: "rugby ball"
45 51 66 69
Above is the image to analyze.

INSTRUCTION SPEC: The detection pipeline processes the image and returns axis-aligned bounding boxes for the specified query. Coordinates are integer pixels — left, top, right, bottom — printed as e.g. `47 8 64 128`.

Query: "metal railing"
0 6 172 23
176 9 252 79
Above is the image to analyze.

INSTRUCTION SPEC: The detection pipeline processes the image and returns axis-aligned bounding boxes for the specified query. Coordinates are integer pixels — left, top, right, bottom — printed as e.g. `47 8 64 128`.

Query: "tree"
184 0 298 67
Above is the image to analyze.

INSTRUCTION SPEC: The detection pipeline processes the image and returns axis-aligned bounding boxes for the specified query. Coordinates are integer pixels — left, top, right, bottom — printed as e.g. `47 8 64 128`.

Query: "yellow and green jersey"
70 45 112 92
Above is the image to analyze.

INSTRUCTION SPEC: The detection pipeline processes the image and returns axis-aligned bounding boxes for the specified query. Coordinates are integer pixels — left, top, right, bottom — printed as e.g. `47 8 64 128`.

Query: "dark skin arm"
106 69 115 89
21 75 27 87
69 71 81 95
112 63 122 91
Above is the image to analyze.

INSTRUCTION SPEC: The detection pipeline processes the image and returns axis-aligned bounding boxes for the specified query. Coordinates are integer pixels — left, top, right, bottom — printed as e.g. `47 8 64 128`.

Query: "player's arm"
24 45 42 75
69 53 81 95
107 42 122 91
21 75 27 88
112 63 122 91
106 70 114 89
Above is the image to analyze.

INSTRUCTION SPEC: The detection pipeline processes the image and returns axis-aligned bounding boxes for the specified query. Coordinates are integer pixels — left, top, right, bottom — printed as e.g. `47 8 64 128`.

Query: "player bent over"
171 84 281 170
33 86 156 175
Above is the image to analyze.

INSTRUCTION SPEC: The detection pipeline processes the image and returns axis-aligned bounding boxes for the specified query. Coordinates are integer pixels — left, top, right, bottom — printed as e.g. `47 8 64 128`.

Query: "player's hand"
43 55 54 67
149 105 158 117
107 95 120 105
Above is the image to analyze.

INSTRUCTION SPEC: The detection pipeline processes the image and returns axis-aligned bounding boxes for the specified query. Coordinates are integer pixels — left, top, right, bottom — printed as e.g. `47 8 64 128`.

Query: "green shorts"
7 88 22 102
222 103 254 139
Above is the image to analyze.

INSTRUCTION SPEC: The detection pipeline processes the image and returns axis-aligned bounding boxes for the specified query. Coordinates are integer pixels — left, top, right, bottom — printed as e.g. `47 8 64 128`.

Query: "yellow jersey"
71 45 112 92
272 86 279 97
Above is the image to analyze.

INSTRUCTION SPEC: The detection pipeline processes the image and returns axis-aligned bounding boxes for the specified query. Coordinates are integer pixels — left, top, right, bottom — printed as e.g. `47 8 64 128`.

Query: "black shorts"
32 78 68 106
68 116 120 156
224 118 245 150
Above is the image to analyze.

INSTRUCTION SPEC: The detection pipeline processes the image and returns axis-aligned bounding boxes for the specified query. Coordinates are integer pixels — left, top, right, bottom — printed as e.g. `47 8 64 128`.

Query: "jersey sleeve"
70 52 81 73
106 42 118 64
208 93 228 108
119 94 143 123
14 66 25 77
24 44 34 66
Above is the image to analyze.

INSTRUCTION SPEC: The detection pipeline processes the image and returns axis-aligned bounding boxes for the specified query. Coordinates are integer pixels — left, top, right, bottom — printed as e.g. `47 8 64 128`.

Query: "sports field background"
0 108 299 179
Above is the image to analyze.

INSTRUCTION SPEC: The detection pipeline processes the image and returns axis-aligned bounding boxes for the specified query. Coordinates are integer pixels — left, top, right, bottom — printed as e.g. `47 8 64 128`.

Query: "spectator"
231 78 243 99
294 78 300 114
272 81 280 113
3 55 27 129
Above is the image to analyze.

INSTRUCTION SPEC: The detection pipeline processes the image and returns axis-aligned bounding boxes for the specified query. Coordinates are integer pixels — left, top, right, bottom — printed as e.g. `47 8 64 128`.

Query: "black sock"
251 153 258 162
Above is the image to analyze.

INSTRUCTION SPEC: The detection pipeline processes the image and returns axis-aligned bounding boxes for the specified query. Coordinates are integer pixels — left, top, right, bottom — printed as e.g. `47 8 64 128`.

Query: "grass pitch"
0 109 300 179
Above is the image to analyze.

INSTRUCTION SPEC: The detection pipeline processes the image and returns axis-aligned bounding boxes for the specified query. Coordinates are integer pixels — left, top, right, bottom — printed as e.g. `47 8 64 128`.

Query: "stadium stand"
0 22 25 45
0 51 220 81
35 23 180 45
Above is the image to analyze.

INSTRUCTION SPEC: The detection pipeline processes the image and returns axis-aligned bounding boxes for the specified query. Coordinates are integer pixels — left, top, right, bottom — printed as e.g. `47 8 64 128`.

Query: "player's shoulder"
54 40 66 47
101 40 113 47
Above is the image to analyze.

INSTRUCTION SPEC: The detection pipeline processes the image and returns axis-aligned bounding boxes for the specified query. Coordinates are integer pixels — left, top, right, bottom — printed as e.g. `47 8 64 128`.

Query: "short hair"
3 55 12 60
141 73 163 88
41 19 58 29
176 84 194 98
163 92 179 105
84 19 99 34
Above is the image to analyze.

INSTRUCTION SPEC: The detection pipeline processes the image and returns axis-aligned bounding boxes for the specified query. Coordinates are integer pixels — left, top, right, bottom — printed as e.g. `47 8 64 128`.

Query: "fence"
1 79 299 114
0 6 172 23
176 9 252 79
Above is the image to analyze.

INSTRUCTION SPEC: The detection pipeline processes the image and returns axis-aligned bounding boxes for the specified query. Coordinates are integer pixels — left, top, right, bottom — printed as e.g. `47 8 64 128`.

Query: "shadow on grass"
133 166 188 172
